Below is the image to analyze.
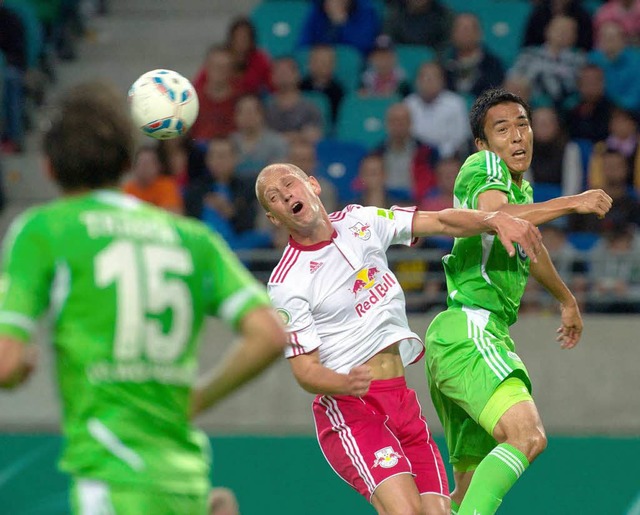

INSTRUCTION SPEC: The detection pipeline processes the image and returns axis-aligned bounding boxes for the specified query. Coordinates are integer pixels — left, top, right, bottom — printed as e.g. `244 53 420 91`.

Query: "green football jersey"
0 190 270 494
443 150 534 326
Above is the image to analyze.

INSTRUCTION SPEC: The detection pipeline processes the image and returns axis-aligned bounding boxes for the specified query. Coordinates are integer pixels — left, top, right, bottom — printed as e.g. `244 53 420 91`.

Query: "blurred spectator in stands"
593 0 640 46
266 57 324 144
383 0 453 52
405 61 471 158
373 102 437 201
359 34 411 98
123 145 183 214
589 108 640 192
351 154 407 207
420 156 460 212
523 0 593 51
300 45 344 124
588 20 640 112
359 34 411 97
287 139 339 212
298 0 380 56
231 95 288 181
184 138 270 250
502 74 533 106
0 5 27 153
521 222 585 313
565 64 614 143
587 223 640 313
442 12 504 100
574 148 640 232
159 136 207 187
509 15 586 110
190 46 239 141
193 18 272 97
528 106 583 196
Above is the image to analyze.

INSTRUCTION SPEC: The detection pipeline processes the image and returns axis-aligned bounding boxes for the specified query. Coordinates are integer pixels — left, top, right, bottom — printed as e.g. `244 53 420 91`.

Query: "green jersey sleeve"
456 150 512 210
200 228 270 329
0 210 53 341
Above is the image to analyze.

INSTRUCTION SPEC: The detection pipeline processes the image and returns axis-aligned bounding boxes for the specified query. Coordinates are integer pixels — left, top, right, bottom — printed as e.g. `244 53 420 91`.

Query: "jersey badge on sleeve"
276 308 291 326
349 222 371 240
373 446 402 469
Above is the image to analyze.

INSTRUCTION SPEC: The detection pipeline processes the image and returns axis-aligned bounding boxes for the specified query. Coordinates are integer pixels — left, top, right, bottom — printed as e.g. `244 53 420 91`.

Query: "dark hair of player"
43 80 135 192
470 88 532 142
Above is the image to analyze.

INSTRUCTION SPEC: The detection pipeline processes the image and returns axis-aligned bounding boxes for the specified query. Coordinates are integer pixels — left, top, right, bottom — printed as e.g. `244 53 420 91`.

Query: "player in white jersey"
255 163 542 515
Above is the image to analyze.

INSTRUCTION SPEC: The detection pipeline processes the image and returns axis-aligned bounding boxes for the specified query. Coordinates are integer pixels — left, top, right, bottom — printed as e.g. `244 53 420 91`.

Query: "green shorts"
425 306 532 468
71 478 208 515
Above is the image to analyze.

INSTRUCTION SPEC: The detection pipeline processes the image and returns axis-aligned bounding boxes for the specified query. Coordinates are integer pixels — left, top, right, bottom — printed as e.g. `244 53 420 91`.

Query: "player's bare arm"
190 307 287 417
289 349 373 396
478 189 613 226
0 337 37 388
413 209 542 261
529 245 583 350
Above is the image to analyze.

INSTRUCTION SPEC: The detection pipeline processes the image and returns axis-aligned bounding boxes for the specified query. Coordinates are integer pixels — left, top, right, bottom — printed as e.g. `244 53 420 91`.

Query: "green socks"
458 444 529 515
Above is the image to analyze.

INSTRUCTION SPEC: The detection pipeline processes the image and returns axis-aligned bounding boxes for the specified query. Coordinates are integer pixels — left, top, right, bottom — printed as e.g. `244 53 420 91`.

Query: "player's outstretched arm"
289 349 372 396
478 189 613 226
0 337 37 388
190 307 287 418
413 209 543 260
530 245 583 350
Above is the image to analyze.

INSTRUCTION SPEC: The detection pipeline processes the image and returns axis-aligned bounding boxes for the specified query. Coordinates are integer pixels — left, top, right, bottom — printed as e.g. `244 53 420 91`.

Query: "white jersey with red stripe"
268 204 424 374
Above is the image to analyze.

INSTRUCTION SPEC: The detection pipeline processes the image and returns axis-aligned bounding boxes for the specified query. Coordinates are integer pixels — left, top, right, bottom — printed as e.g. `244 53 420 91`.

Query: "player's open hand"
346 365 373 397
572 189 613 218
557 302 583 349
487 212 542 262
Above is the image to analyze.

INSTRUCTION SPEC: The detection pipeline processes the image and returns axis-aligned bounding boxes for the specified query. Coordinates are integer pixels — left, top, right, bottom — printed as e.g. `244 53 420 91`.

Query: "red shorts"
312 376 449 500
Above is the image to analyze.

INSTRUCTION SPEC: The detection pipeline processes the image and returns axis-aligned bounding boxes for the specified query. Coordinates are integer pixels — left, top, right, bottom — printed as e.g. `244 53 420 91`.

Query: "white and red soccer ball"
128 69 199 140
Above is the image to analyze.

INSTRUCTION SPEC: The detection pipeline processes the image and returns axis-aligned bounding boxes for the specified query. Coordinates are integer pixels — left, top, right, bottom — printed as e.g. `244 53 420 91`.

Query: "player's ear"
475 138 488 151
308 176 322 196
266 212 282 228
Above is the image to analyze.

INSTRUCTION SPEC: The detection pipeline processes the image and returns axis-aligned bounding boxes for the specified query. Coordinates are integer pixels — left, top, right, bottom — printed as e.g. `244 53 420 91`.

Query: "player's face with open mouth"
263 170 323 229
478 102 533 175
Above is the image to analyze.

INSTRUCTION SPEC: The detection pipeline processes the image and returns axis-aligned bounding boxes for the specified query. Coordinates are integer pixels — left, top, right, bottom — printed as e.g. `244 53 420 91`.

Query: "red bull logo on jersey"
372 446 402 469
351 267 397 317
349 222 371 240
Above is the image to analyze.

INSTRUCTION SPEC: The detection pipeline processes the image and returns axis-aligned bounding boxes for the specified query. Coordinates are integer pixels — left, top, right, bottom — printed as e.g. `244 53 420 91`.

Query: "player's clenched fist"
486 211 542 262
572 189 613 218
345 365 373 396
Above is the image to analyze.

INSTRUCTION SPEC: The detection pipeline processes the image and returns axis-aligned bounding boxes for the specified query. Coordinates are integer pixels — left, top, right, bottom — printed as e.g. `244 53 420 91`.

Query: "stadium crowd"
2 0 640 313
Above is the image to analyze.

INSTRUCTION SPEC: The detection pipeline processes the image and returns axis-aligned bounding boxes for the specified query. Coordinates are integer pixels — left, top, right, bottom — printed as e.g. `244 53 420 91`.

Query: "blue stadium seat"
315 139 368 203
251 2 310 58
573 138 594 189
567 232 601 251
336 93 399 150
4 0 44 70
395 44 436 85
533 183 562 203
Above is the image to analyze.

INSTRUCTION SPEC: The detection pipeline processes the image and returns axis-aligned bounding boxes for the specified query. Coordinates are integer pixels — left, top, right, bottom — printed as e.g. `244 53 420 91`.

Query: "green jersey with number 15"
443 150 534 326
0 190 270 494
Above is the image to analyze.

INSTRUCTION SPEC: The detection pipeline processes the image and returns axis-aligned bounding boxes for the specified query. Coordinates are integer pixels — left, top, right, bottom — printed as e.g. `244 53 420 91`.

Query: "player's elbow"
0 340 34 389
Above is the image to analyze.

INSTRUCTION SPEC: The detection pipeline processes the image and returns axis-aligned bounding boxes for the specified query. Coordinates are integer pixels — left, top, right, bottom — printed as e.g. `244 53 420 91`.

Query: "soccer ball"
128 69 199 140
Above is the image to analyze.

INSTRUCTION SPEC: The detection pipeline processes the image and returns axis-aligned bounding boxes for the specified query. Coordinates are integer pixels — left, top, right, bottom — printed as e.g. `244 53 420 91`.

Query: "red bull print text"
354 271 397 317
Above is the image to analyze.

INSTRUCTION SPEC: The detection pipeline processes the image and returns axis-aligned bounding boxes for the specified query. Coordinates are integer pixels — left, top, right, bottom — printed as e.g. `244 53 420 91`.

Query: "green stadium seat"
336 93 399 150
316 138 368 203
251 2 310 58
395 44 436 85
477 1 532 69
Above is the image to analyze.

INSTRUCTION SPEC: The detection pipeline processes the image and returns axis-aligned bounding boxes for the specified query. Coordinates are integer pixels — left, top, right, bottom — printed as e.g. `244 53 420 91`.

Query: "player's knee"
515 427 547 462
379 496 423 515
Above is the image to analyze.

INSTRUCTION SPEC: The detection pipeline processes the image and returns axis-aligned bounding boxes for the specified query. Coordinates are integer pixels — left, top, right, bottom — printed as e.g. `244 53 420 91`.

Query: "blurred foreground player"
0 81 287 514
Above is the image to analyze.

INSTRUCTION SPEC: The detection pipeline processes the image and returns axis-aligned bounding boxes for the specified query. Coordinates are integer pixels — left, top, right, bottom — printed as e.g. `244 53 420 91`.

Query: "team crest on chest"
349 222 371 240
373 446 402 468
